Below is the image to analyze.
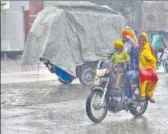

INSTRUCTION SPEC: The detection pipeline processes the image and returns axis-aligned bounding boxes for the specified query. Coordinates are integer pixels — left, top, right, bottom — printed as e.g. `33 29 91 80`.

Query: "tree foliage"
89 0 142 17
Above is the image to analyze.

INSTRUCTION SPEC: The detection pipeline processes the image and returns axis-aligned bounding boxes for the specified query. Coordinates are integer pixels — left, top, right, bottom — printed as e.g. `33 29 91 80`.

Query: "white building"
1 1 29 58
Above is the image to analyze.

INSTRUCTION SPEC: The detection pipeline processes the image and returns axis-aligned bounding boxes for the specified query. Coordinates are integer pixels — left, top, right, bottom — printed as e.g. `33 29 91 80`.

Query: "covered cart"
21 2 125 86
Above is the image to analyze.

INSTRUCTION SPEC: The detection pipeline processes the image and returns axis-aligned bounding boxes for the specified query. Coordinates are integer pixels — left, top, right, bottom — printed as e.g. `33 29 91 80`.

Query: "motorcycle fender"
90 87 104 92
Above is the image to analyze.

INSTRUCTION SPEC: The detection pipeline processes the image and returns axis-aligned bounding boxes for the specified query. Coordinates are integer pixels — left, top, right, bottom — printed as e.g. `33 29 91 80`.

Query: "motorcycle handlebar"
95 52 114 58
164 48 168 53
113 61 130 66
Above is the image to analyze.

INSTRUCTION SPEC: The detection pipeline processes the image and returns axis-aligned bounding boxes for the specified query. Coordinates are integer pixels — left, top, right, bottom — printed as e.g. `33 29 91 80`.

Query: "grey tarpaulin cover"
21 1 125 76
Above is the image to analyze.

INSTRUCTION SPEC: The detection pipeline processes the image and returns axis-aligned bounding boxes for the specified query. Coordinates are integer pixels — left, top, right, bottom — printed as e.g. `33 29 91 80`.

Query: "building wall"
164 1 168 31
141 1 165 31
1 1 29 52
140 1 168 32
164 1 168 10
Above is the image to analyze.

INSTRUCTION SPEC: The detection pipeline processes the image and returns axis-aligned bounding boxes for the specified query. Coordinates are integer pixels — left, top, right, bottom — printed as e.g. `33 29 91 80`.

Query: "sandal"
147 96 155 103
114 85 120 89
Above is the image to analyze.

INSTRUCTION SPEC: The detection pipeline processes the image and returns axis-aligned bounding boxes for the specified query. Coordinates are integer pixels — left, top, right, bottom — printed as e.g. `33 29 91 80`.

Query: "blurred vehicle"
22 2 125 86
158 49 168 72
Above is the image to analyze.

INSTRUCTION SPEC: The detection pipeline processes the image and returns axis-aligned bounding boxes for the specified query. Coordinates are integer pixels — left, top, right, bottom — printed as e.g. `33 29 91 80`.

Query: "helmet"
114 40 124 48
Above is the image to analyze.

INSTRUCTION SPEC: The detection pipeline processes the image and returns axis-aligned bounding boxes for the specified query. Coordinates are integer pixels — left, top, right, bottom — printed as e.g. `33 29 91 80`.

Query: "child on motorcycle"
112 40 130 89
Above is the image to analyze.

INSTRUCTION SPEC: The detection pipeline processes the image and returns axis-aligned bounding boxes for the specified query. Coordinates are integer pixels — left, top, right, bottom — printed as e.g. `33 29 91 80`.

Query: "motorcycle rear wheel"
86 88 108 123
130 99 148 117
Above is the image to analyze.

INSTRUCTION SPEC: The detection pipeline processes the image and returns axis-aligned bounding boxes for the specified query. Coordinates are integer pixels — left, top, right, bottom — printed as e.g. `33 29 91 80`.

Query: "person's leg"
126 70 134 98
114 68 119 88
115 73 122 88
139 81 147 100
114 68 122 88
146 82 157 103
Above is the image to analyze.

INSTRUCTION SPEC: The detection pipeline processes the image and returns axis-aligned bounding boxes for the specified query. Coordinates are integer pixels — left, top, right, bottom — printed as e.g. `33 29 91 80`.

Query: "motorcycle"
157 49 168 73
86 53 148 123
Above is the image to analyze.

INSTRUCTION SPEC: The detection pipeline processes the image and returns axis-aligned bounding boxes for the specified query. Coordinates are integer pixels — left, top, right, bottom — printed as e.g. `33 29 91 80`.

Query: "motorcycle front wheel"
86 88 108 123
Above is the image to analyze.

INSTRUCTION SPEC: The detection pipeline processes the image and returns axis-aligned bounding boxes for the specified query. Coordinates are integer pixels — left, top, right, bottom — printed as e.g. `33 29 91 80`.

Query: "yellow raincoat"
138 32 158 97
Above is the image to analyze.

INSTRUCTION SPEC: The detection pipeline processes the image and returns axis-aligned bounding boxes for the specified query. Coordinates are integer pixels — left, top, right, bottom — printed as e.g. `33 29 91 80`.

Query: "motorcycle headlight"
96 68 108 77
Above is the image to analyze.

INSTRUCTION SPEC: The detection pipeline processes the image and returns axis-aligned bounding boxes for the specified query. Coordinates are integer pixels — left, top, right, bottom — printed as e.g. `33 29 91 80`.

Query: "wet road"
1 60 168 134
1 73 168 134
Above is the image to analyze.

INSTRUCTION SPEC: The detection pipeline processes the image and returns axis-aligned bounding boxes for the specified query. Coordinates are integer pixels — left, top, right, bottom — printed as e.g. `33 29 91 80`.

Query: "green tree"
89 0 142 31
89 0 141 17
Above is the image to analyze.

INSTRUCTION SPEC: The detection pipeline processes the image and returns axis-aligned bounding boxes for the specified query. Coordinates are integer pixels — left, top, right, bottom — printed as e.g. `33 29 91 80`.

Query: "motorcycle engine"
108 88 129 112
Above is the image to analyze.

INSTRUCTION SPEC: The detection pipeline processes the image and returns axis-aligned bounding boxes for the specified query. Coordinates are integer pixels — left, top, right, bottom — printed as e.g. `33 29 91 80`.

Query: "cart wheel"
79 65 95 86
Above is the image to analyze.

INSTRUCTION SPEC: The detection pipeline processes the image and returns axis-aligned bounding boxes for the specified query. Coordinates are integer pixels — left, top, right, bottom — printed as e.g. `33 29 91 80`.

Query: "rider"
152 30 168 65
122 27 136 53
121 28 139 98
122 27 139 71
111 40 130 89
127 32 158 103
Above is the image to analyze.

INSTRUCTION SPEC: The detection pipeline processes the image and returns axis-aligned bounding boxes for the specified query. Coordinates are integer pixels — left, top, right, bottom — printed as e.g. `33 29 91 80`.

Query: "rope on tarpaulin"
36 60 40 83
